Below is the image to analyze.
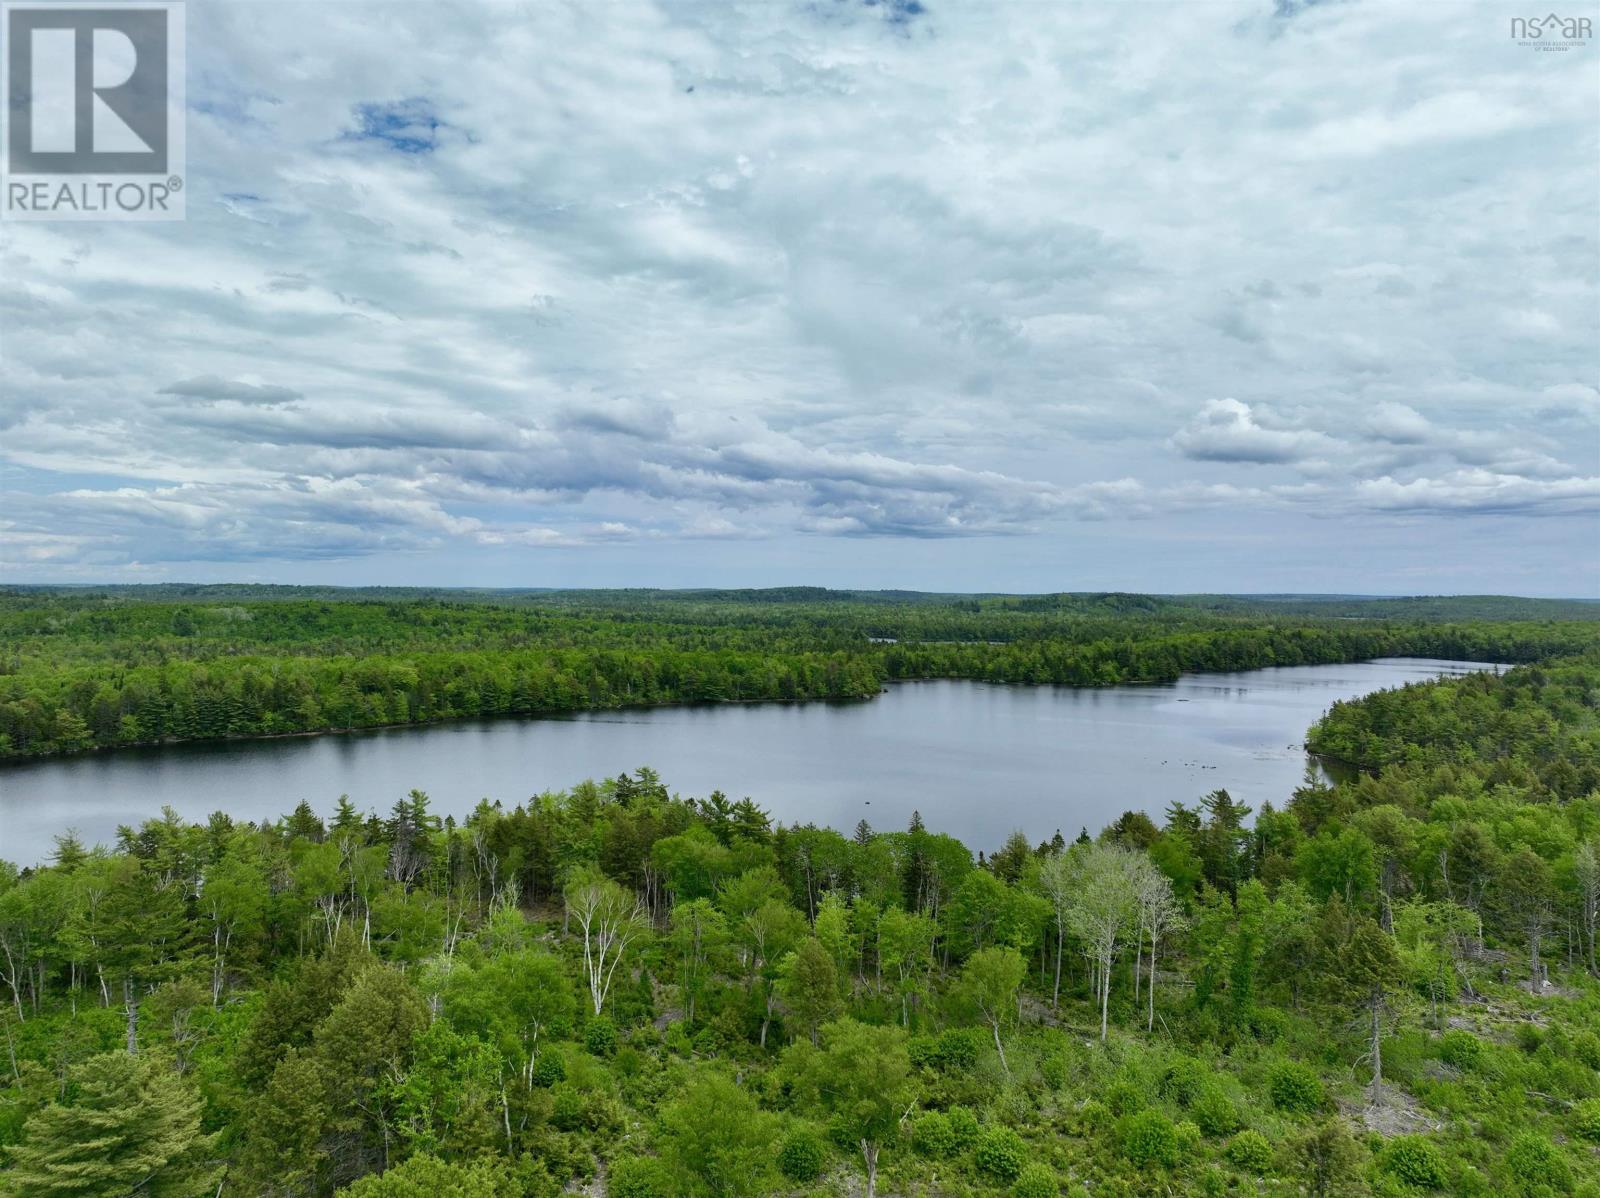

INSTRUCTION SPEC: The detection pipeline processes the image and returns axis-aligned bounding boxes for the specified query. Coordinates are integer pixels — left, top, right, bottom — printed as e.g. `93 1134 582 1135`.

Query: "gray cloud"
0 0 1594 592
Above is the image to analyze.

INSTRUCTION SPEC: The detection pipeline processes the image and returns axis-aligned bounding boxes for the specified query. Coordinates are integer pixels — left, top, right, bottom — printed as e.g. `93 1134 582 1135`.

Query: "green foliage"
1190 1085 1240 1137
660 1073 779 1198
1572 1098 1600 1142
338 1153 520 1198
1117 1110 1179 1169
3 1050 220 1198
1225 1129 1272 1172
583 1016 618 1057
1382 1136 1447 1189
1439 1029 1484 1071
1159 1056 1209 1106
1504 1131 1570 1194
608 1157 673 1198
777 1129 826 1182
1012 1162 1060 1198
1268 1060 1324 1114
912 1111 956 1157
973 1125 1027 1181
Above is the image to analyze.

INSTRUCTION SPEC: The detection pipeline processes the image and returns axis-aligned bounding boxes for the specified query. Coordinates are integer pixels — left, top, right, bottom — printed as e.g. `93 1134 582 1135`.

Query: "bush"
946 1106 980 1150
912 1111 955 1157
549 1084 585 1132
1438 1030 1483 1071
1191 1086 1241 1137
974 1126 1027 1182
1104 1080 1145 1117
530 1052 565 1088
1013 1163 1059 1198
1174 1120 1202 1158
1039 1051 1067 1090
1268 1061 1323 1115
1076 1099 1111 1133
1574 1031 1600 1071
583 1016 618 1057
608 1157 671 1198
1505 1132 1569 1193
1118 1110 1179 1168
1515 1023 1544 1054
936 1027 984 1072
778 1130 826 1182
1382 1136 1446 1189
1573 1098 1600 1142
1225 1129 1272 1173
1160 1056 1209 1107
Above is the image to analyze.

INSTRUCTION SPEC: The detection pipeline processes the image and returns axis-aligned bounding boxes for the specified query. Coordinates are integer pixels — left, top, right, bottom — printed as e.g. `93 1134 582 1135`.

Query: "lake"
0 657 1497 865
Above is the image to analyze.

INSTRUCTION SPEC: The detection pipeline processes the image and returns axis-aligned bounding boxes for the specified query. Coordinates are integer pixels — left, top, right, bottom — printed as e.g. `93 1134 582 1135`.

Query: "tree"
785 1018 914 1198
4 1050 220 1198
876 906 935 1026
669 899 727 1026
442 949 573 1086
240 1050 330 1193
1495 848 1555 993
660 1073 779 1198
1280 1119 1364 1198
1065 843 1139 1041
956 946 1026 1075
1132 853 1182 1032
739 898 806 1047
1574 838 1600 975
1035 850 1077 1008
779 938 841 1046
564 870 649 1015
1334 916 1405 1103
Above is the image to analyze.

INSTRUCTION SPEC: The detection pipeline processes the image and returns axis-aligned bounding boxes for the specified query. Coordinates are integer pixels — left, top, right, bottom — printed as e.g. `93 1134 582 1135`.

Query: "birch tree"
564 871 649 1015
1066 843 1139 1042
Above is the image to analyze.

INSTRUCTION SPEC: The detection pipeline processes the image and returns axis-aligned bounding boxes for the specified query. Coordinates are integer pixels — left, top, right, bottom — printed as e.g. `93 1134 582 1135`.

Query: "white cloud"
0 0 1594 590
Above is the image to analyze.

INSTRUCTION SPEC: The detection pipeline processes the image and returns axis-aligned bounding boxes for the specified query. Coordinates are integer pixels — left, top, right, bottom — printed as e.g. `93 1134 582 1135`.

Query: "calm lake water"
0 657 1498 865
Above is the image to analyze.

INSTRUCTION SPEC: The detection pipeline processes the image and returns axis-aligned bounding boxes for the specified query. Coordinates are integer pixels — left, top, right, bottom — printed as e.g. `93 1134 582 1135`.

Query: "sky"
1 0 1597 596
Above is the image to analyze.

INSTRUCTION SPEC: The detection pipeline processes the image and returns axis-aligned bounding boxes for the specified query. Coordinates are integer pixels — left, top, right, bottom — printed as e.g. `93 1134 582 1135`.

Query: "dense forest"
2 647 1600 1196
2 587 1597 760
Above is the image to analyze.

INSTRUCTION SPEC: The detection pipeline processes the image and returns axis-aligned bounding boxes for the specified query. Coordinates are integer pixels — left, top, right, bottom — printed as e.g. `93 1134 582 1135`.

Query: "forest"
1 642 1599 1196
1 586 1597 760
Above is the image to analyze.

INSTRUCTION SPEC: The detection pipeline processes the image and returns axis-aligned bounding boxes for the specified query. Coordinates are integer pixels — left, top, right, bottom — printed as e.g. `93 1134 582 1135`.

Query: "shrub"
1438 1030 1483 1071
1382 1136 1446 1189
1118 1110 1179 1168
1573 1031 1600 1071
530 1052 565 1088
1104 1080 1145 1117
1076 1099 1111 1133
1039 1051 1067 1090
907 1034 941 1070
583 1016 618 1057
974 1126 1027 1182
1225 1129 1272 1173
1174 1120 1202 1158
608 1157 671 1198
1268 1061 1323 1115
1013 1163 1059 1198
1573 1098 1600 1142
946 1106 981 1150
936 1027 984 1072
1160 1056 1209 1107
912 1111 955 1157
1515 1023 1544 1054
778 1130 826 1182
1191 1086 1241 1137
1505 1132 1569 1193
549 1084 585 1132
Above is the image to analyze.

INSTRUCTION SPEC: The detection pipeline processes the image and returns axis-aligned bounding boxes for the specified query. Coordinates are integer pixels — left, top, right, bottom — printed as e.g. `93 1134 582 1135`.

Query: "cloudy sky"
2 0 1597 594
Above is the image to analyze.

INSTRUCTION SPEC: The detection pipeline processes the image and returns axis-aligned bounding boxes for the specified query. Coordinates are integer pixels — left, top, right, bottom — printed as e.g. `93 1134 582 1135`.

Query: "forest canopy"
2 586 1596 760
1 643 1599 1196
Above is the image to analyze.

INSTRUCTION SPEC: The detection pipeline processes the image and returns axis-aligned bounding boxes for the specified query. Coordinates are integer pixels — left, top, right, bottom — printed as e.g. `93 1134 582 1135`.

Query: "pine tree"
4 1051 220 1197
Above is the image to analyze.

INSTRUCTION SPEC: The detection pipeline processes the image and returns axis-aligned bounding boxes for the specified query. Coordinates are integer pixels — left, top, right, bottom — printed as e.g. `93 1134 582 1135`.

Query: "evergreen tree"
4 1051 220 1198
